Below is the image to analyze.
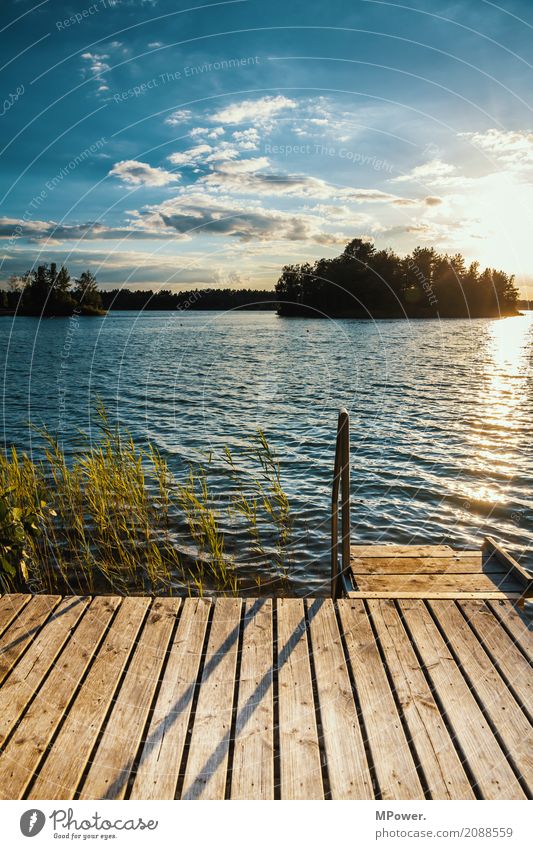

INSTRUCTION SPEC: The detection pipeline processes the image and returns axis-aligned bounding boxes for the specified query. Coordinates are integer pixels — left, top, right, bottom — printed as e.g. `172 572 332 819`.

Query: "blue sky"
2 0 533 294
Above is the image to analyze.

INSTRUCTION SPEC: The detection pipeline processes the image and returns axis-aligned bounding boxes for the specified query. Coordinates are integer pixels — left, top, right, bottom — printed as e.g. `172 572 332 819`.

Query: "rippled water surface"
2 310 532 594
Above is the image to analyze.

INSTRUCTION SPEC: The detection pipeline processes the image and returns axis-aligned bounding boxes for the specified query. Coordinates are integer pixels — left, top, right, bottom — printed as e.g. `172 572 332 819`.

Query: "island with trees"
275 239 520 318
4 263 105 316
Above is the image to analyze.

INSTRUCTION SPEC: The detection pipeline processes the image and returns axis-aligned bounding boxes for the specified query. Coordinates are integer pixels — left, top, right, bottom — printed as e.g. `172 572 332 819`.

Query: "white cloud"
189 126 209 137
164 109 192 126
392 159 457 185
204 144 240 163
211 95 296 125
168 145 213 166
81 52 110 78
460 129 533 171
216 157 270 174
109 159 181 187
232 128 260 150
190 126 225 140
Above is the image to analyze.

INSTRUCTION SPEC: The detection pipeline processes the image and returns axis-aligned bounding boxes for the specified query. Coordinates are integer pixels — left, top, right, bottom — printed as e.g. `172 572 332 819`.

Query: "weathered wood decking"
347 538 532 600
0 548 531 800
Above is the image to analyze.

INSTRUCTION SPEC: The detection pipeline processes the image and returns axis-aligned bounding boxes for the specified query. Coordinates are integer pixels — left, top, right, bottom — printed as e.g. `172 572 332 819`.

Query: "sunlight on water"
487 314 530 419
461 315 532 508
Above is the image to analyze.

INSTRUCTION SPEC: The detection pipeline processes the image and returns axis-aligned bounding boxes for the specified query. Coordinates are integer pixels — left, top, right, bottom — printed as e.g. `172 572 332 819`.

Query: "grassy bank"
0 408 292 597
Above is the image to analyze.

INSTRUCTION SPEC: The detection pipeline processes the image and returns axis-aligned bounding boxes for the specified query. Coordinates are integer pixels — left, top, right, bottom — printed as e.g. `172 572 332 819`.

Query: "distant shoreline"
1 307 526 319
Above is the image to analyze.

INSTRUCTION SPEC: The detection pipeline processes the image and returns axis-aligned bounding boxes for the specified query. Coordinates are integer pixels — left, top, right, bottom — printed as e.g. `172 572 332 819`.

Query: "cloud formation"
392 159 457 185
81 51 111 92
109 159 181 186
140 191 345 244
460 129 533 172
0 218 163 242
210 95 296 124
165 109 192 126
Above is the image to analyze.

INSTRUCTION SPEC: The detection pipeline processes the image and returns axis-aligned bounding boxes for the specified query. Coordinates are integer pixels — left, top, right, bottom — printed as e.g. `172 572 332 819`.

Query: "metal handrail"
331 407 350 598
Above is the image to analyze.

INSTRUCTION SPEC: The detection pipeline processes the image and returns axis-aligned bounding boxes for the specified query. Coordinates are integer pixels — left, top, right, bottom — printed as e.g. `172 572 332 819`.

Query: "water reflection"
460 314 532 522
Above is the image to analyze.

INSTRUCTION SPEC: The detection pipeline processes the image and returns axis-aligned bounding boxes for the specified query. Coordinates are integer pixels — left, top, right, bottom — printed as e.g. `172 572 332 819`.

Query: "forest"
275 239 520 318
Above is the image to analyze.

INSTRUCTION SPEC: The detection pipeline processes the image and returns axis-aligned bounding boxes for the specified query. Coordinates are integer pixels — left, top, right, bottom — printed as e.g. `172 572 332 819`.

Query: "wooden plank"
307 599 373 799
131 598 210 800
484 537 532 590
181 598 241 800
0 595 61 685
368 599 474 800
230 599 274 800
352 574 522 594
0 596 89 748
351 544 455 557
459 601 532 715
29 596 150 800
430 600 532 790
0 597 120 800
338 599 423 799
400 600 525 799
276 598 323 799
347 591 522 600
352 555 487 574
0 594 31 638
78 598 180 800
488 600 533 657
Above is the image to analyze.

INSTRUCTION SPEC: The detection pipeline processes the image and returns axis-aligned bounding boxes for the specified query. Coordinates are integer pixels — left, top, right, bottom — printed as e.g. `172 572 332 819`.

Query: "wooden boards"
30 596 150 800
78 598 181 800
131 598 210 800
180 598 242 800
0 594 530 800
230 599 274 800
349 543 527 599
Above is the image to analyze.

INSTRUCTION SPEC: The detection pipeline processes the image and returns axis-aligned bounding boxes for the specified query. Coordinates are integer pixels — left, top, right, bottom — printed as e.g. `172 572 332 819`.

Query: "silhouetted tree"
275 239 519 318
73 270 102 312
12 263 104 316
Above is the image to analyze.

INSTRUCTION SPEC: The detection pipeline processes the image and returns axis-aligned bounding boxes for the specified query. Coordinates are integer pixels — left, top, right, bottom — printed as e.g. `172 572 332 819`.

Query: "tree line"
1 244 520 318
0 265 278 315
275 239 520 318
99 287 278 311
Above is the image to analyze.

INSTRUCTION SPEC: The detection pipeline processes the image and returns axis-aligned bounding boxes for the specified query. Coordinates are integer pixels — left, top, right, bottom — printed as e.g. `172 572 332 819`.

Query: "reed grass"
0 408 292 596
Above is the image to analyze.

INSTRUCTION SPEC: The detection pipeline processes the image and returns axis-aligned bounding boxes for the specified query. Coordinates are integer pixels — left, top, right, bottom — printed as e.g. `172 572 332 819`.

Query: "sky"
1 0 533 295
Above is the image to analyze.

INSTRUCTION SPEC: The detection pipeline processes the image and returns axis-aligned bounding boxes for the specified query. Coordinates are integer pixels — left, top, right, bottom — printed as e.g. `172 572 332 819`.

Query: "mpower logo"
20 810 46 837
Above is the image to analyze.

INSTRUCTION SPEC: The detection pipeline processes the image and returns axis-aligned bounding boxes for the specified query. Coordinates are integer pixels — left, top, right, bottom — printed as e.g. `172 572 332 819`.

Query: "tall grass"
222 430 293 589
0 408 292 596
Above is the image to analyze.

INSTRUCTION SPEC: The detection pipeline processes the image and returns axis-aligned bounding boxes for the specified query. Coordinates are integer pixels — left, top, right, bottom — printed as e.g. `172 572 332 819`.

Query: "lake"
1 309 532 595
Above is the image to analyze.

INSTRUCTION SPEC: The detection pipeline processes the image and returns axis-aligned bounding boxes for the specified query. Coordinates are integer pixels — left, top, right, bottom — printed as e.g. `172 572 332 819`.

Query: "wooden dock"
0 560 531 800
346 537 532 600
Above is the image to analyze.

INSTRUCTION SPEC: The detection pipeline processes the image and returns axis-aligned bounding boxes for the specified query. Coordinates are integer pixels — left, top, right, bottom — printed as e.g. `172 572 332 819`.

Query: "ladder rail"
331 407 350 598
